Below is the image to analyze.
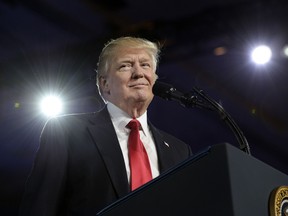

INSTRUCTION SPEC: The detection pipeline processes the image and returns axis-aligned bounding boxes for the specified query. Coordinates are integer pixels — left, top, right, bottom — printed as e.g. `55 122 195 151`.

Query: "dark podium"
97 143 288 216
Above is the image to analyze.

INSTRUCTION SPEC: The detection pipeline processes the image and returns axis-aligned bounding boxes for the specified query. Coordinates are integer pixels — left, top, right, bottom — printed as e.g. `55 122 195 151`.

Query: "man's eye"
119 64 131 70
141 63 150 68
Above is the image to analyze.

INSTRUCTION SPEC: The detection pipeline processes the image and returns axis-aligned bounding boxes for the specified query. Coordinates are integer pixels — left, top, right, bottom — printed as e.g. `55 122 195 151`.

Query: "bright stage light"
283 45 288 57
40 95 63 117
251 45 272 65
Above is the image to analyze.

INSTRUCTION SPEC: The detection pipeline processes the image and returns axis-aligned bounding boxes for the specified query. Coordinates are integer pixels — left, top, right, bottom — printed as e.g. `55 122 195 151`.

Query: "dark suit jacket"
19 106 192 216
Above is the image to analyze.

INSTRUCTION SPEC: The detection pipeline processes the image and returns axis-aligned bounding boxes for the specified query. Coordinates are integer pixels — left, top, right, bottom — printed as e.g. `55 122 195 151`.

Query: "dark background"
1 0 288 215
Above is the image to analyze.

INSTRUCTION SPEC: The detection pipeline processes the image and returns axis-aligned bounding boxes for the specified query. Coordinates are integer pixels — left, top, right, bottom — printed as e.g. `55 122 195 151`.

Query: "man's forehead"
113 47 152 60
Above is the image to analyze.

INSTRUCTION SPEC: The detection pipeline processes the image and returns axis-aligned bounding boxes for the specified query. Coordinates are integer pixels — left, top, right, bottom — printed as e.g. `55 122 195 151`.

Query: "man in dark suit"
19 37 192 216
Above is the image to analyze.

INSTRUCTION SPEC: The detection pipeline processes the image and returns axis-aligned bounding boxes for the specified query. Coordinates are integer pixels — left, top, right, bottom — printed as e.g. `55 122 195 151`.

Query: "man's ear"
99 76 110 94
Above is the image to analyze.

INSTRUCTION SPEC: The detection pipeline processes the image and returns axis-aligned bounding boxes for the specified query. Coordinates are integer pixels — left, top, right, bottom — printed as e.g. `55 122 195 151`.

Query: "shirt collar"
107 102 149 136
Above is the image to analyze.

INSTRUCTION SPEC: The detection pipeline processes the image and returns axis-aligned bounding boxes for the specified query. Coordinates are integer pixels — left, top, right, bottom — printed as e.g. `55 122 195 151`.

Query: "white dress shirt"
107 102 160 183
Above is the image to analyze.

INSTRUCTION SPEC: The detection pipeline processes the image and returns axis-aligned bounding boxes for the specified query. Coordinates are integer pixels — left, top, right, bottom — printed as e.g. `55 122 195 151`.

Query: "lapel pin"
164 142 170 147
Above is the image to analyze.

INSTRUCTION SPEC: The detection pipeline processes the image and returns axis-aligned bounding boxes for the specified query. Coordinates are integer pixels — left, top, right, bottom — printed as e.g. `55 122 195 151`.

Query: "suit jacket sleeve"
19 117 69 216
19 110 129 216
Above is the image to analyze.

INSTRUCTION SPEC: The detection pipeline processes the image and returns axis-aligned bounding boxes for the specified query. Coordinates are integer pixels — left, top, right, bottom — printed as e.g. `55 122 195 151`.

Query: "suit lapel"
86 108 179 196
149 122 177 173
87 107 129 197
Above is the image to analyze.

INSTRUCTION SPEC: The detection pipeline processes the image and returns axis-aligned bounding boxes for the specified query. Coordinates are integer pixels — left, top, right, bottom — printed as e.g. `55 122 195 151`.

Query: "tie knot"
127 119 141 130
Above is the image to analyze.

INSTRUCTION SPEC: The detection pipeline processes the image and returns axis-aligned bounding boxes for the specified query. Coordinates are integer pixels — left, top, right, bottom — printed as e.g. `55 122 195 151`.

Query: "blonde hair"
96 36 161 94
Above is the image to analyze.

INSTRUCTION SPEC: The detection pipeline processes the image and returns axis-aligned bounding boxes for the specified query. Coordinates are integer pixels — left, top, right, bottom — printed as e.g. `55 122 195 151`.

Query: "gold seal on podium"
269 186 288 216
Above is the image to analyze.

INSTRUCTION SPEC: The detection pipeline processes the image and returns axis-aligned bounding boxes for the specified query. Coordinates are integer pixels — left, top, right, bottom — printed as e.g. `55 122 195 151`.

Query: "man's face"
100 47 157 111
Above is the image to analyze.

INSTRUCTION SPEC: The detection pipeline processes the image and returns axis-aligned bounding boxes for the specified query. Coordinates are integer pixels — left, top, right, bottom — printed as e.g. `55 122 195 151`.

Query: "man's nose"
132 65 144 78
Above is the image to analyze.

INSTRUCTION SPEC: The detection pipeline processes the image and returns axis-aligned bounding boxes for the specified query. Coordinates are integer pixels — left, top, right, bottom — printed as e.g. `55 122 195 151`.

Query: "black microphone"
152 80 210 109
152 81 184 102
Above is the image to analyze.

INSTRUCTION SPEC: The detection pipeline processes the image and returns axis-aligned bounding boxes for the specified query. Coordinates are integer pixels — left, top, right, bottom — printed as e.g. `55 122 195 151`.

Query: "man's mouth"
129 83 148 88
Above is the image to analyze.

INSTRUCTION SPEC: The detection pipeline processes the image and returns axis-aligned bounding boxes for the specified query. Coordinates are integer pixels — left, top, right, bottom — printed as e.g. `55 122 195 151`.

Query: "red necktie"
127 119 152 191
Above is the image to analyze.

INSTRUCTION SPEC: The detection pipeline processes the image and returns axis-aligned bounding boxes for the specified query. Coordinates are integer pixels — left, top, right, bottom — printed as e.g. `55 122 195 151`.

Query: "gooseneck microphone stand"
189 87 251 155
153 81 251 155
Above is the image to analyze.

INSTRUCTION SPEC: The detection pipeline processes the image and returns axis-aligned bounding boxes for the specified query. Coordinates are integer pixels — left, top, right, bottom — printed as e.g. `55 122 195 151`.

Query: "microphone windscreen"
152 81 174 99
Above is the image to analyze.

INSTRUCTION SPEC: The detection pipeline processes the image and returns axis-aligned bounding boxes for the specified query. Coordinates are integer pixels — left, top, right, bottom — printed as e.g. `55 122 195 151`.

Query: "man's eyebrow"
116 56 152 63
117 58 133 63
139 57 152 62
